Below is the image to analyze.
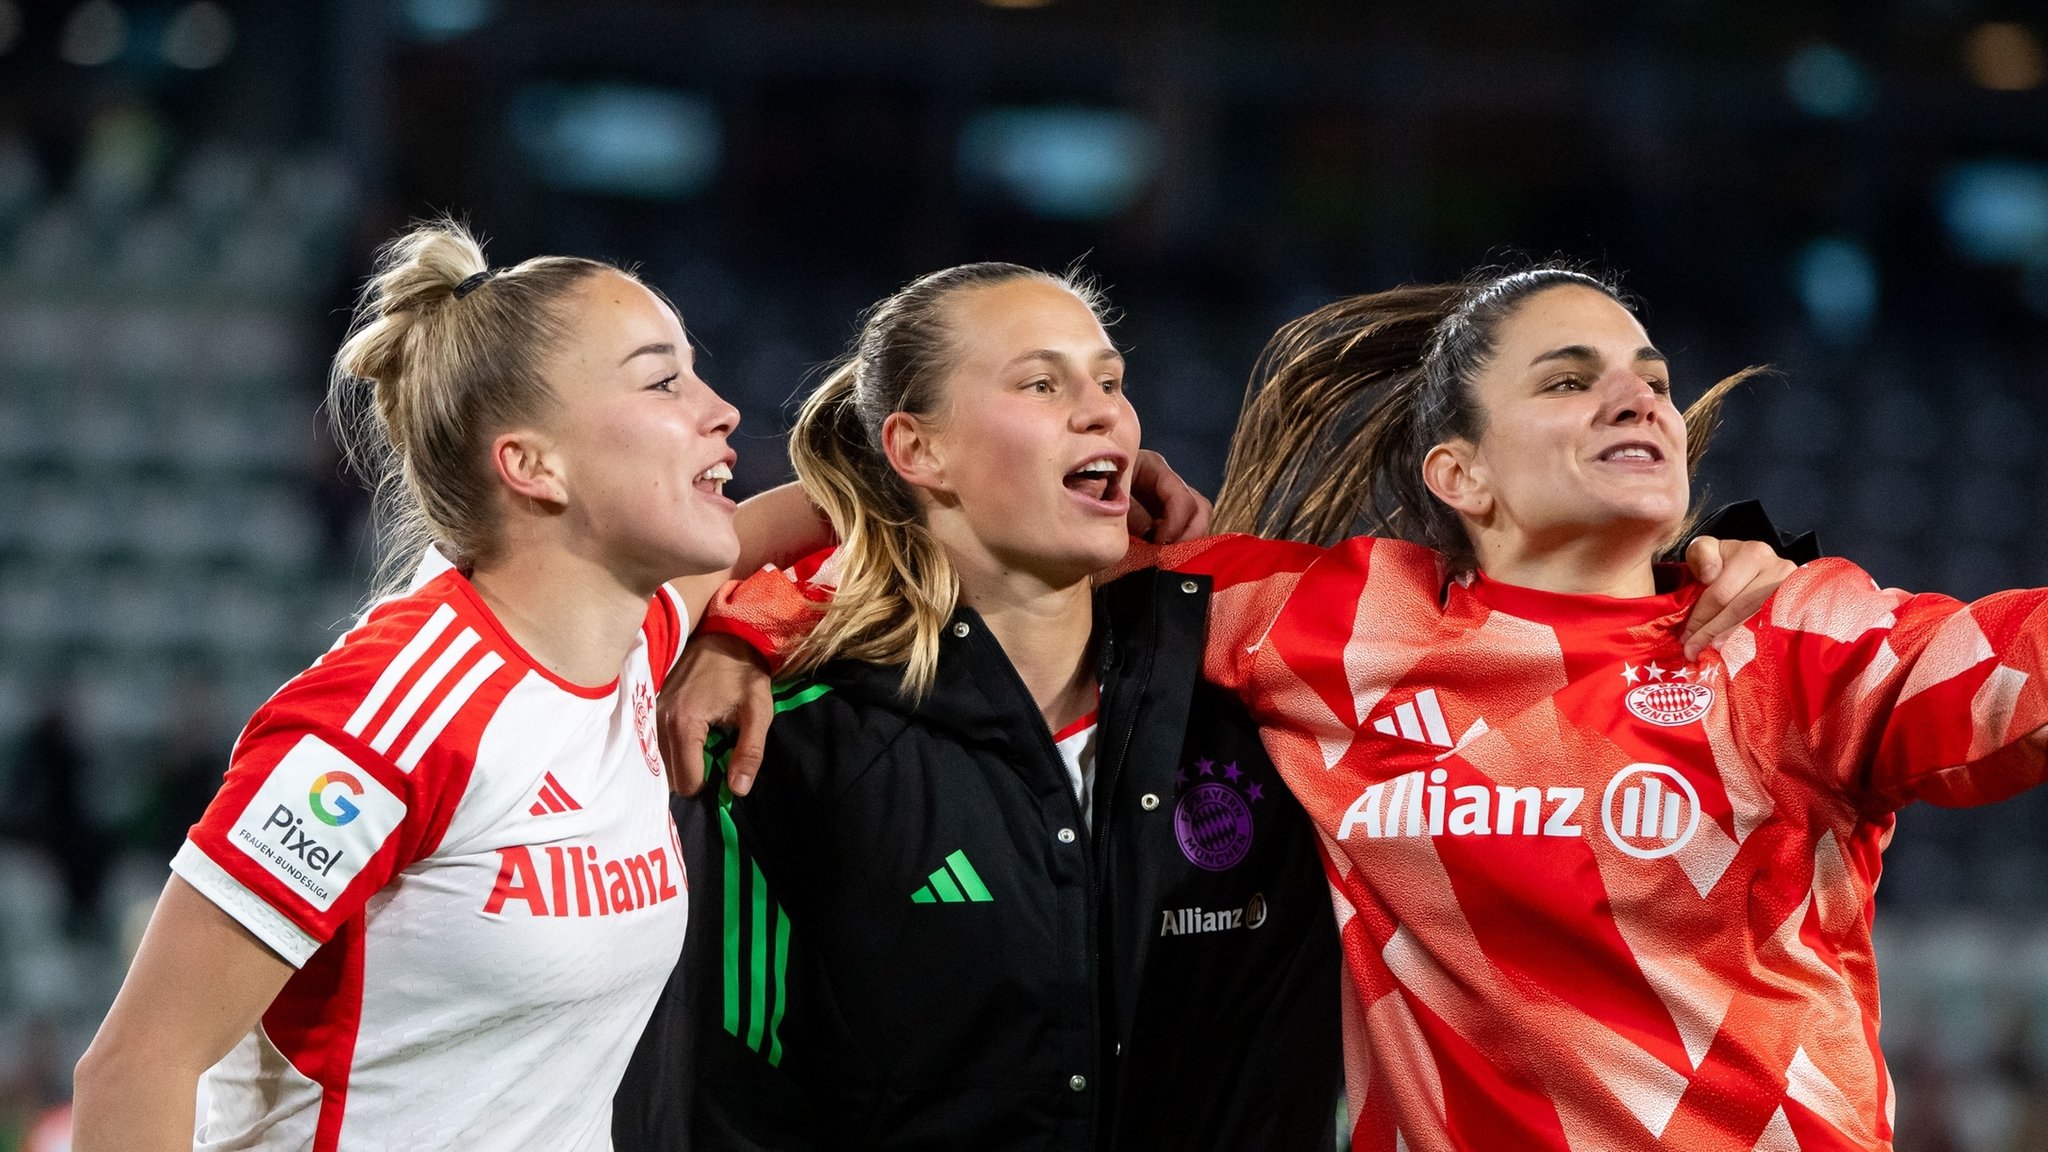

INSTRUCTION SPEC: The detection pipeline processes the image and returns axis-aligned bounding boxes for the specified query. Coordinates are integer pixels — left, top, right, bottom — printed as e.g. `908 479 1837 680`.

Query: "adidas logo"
1369 688 1455 749
910 849 993 904
528 771 583 817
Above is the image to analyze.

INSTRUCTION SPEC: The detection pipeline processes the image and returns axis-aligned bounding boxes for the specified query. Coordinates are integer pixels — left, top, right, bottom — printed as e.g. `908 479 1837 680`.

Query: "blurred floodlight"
1784 43 1872 118
959 107 1162 220
1941 161 2048 262
401 0 495 42
60 0 127 66
1794 236 1878 343
511 85 721 200
161 2 234 70
1965 23 2045 91
0 2 21 56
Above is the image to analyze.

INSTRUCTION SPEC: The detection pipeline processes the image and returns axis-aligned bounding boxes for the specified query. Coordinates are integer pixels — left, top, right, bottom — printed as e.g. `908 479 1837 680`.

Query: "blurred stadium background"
2 0 2048 1147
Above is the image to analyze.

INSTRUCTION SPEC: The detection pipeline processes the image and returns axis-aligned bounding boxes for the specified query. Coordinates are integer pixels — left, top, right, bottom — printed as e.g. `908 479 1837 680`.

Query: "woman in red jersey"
1123 269 2048 1152
69 220 829 1152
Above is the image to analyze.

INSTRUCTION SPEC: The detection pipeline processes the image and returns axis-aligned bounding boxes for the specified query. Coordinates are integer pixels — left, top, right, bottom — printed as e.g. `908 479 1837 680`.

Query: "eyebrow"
619 342 678 366
1005 347 1126 369
1529 344 1668 368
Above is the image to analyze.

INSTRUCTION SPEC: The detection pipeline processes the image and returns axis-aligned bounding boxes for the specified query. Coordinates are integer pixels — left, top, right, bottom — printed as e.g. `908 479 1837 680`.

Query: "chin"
1081 527 1134 571
653 534 739 584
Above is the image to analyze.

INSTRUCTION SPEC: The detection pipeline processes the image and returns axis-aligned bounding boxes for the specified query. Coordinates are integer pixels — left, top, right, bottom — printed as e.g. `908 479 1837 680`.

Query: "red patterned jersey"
1124 534 2048 1152
705 537 2048 1151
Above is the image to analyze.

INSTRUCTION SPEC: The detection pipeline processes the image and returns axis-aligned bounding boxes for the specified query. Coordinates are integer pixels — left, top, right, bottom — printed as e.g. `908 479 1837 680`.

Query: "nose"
1604 371 1663 427
696 377 741 437
1070 376 1123 433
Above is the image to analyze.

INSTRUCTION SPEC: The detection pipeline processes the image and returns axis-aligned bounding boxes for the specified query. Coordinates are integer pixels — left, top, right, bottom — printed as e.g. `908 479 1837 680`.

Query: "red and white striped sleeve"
1721 557 2048 809
171 593 502 965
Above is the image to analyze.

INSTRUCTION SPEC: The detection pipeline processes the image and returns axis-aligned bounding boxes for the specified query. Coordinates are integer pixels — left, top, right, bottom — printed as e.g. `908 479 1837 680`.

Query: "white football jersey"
172 569 689 1152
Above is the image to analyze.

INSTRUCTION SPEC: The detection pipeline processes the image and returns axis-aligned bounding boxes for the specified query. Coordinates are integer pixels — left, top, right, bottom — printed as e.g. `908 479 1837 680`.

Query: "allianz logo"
1336 763 1701 859
1159 892 1268 936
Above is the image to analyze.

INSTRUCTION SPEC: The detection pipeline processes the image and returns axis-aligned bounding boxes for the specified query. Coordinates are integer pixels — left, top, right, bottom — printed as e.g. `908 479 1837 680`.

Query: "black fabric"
615 568 1340 1152
1680 499 1821 564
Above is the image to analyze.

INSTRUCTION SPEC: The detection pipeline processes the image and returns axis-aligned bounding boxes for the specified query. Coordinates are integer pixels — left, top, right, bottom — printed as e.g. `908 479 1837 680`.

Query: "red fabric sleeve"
694 548 839 672
1724 557 2048 810
1115 533 1334 695
700 535 1331 693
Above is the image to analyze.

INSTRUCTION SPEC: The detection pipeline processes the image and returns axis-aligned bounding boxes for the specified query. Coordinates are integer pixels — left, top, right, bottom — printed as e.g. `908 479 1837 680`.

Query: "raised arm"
1728 558 2048 809
671 450 1212 631
668 482 835 630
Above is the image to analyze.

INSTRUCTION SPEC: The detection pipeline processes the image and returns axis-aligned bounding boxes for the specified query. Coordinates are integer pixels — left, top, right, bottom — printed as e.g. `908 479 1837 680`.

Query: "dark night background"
3 1 2048 1145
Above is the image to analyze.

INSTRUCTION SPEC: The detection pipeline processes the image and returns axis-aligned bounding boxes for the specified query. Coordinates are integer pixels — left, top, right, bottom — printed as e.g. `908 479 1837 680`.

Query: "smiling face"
1426 283 1689 563
530 271 741 587
892 276 1140 587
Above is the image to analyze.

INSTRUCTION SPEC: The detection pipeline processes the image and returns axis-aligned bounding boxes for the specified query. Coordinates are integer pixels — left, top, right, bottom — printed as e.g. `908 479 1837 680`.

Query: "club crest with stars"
1172 756 1264 871
1620 660 1717 727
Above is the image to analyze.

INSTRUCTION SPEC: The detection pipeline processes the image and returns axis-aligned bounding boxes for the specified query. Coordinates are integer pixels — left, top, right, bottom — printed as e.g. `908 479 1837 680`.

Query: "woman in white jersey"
71 221 815 1152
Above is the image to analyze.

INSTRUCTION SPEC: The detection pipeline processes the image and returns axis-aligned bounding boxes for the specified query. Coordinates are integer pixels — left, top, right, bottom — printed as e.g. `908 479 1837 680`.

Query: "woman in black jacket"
614 264 1789 1151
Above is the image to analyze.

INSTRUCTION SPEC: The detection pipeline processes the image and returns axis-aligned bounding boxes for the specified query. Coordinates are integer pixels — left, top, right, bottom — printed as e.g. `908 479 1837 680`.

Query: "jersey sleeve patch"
219 734 408 912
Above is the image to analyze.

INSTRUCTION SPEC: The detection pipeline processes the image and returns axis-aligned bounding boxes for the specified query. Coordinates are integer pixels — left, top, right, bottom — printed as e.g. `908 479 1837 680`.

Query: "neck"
466 530 654 689
1471 524 1663 598
947 546 1098 733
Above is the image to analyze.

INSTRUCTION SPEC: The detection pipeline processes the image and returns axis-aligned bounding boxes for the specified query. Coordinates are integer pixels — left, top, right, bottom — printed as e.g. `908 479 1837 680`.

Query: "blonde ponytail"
326 218 626 598
782 361 961 700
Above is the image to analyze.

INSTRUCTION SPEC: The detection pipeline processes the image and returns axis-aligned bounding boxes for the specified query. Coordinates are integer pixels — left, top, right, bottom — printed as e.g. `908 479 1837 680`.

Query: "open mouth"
1063 457 1125 504
695 460 733 496
1598 443 1664 464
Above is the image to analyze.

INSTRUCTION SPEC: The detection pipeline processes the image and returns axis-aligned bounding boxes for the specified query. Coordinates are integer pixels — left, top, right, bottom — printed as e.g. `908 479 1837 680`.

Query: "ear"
1421 439 1491 520
880 411 948 496
490 429 567 508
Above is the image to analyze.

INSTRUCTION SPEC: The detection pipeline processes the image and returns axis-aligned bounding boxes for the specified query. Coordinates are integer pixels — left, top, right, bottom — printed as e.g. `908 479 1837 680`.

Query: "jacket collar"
813 568 1207 755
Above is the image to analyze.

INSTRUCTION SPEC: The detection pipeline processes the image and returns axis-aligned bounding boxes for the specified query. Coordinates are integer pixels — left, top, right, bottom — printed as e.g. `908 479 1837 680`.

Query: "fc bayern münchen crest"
1174 757 1258 871
633 682 663 776
1625 680 1713 726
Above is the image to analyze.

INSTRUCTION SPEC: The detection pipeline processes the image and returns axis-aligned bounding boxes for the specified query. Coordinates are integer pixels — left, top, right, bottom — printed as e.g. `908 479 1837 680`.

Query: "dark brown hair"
1215 266 1757 567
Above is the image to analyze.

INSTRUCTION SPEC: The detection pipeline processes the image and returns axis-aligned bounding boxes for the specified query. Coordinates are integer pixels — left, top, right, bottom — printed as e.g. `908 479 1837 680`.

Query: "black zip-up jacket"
614 567 1341 1151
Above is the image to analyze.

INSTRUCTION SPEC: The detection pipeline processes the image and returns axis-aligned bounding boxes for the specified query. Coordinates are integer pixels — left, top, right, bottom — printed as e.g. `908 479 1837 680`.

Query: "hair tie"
453 268 498 299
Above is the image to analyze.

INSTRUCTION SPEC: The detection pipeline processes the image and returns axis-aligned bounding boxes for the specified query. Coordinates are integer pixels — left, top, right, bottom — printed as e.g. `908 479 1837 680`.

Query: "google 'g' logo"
309 771 366 827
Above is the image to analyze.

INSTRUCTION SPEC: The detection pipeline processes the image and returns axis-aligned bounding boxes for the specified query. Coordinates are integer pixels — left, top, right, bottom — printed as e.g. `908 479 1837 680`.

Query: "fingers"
1681 539 1794 659
1128 449 1212 543
1162 486 1213 543
726 680 773 796
670 715 712 796
660 632 776 794
1683 536 1725 587
1125 500 1158 543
